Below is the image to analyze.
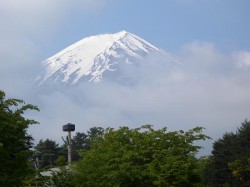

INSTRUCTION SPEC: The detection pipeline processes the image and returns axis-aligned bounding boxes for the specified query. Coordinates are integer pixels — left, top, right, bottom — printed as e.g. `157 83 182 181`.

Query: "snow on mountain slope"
37 30 180 86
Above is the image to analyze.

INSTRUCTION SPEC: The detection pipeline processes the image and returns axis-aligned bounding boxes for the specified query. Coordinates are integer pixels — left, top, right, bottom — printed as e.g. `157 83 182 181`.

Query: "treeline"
33 127 104 168
1 90 250 187
33 125 209 186
205 120 250 186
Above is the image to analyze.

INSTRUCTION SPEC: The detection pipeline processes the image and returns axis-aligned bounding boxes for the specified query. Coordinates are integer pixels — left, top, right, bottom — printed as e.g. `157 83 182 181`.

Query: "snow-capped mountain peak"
37 31 178 86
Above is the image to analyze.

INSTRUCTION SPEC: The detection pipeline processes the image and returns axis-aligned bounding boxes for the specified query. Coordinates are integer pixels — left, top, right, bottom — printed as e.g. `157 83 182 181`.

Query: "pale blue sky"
42 0 250 56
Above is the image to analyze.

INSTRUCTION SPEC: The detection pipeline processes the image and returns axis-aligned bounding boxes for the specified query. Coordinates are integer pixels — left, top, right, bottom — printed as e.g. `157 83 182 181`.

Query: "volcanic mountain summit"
36 30 180 86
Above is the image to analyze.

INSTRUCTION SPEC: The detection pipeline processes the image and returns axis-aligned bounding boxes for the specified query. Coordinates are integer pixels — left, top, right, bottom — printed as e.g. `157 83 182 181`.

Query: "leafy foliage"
63 127 104 163
71 132 88 161
74 125 210 186
0 90 39 186
205 120 250 186
228 157 250 184
50 167 75 187
35 139 60 168
55 155 67 167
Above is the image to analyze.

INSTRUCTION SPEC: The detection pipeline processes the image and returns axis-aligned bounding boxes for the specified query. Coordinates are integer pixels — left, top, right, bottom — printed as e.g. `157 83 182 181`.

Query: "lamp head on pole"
63 123 75 132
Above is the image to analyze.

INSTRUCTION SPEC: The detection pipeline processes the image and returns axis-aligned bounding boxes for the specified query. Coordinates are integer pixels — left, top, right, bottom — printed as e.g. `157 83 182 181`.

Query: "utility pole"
67 130 72 163
35 151 42 169
63 123 75 165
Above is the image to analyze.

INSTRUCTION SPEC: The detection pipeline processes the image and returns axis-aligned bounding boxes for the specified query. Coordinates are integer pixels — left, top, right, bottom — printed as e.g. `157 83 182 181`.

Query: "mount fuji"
36 30 180 87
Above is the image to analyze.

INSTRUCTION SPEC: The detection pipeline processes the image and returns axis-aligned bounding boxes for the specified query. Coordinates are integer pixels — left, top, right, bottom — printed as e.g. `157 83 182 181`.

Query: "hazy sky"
0 0 250 155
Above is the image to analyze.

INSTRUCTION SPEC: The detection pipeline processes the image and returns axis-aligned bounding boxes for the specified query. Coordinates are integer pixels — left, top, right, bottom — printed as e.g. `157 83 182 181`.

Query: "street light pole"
67 130 72 164
63 123 75 165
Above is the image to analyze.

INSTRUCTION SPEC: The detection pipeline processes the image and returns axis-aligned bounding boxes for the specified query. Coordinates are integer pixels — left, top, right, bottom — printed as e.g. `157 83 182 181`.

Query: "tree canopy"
35 139 60 168
0 90 39 186
74 125 210 187
205 120 250 186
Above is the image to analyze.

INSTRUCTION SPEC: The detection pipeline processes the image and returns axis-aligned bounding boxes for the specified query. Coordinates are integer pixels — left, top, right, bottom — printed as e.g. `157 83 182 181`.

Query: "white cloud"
27 42 250 157
234 51 250 68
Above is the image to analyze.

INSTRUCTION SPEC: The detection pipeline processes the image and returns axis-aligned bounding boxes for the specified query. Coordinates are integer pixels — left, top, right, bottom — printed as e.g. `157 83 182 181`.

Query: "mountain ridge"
36 31 180 86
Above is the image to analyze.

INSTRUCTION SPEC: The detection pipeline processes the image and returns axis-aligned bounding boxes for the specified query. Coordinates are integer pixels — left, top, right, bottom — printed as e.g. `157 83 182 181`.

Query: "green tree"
205 132 237 186
228 157 250 184
71 132 88 161
63 128 104 162
85 126 104 150
55 155 67 167
205 120 250 186
0 90 39 186
195 156 211 186
74 125 210 187
35 139 60 168
51 167 75 187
